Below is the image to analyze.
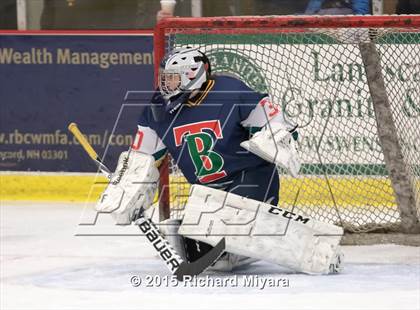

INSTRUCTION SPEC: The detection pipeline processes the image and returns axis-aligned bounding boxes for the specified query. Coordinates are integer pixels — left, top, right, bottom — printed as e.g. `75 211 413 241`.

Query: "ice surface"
1 203 419 310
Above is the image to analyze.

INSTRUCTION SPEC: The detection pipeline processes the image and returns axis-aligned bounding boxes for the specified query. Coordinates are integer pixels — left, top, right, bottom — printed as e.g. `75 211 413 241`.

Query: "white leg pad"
159 218 188 261
178 185 343 274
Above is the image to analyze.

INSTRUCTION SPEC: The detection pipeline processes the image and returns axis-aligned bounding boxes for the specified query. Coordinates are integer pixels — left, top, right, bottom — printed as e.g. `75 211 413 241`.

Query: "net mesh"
159 20 420 233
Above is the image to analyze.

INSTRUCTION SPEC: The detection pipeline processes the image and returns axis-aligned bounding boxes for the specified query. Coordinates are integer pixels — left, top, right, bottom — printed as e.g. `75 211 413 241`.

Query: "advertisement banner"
0 33 155 172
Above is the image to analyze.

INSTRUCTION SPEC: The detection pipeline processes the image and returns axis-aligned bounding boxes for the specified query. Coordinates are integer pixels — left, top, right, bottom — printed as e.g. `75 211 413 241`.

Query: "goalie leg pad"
159 218 188 261
178 185 344 274
160 218 217 264
208 253 258 272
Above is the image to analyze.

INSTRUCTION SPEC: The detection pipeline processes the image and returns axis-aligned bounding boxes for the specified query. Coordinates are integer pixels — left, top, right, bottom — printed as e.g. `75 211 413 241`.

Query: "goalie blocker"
93 150 226 279
178 185 344 274
95 150 159 224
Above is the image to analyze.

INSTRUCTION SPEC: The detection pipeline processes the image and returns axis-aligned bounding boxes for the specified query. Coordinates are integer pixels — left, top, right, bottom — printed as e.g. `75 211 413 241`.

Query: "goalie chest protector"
138 75 275 185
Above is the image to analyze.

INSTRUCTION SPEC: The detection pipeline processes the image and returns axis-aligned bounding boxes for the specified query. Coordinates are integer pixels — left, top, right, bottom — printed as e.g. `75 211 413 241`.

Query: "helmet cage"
159 68 182 97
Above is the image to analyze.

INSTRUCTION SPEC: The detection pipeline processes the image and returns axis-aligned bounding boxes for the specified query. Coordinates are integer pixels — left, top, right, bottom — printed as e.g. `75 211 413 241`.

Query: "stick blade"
174 238 226 281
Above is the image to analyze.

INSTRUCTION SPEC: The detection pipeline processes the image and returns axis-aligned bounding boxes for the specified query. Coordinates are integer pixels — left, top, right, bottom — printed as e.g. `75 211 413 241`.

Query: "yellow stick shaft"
68 122 99 161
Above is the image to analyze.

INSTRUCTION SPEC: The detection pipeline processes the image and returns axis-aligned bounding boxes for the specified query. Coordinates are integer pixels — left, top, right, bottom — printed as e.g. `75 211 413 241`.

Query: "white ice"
1 203 419 310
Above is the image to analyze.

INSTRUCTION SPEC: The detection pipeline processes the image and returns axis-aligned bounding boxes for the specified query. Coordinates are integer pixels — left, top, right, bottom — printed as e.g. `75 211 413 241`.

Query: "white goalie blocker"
179 185 344 274
95 151 159 224
240 122 301 177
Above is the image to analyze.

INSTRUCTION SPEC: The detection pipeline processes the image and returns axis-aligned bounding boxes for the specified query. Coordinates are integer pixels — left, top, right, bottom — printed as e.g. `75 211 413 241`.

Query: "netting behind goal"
154 16 420 233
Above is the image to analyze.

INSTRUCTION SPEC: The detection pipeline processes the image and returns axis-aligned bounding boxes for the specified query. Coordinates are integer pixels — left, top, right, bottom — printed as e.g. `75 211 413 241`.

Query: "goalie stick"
68 122 226 280
68 122 112 177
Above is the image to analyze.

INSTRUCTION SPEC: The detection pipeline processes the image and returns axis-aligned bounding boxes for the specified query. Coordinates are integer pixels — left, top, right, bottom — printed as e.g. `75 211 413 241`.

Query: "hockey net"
154 15 420 234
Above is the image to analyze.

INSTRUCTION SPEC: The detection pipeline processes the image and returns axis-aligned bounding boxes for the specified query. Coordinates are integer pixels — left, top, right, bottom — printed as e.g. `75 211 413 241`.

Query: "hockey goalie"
96 47 343 276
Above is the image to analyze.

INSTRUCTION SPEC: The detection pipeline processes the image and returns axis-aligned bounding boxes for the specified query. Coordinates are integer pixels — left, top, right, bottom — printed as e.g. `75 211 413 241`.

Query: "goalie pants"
223 163 279 206
184 163 280 263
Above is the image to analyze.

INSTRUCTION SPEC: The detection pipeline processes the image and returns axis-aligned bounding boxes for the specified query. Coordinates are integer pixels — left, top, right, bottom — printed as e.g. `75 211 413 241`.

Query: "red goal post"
153 15 420 234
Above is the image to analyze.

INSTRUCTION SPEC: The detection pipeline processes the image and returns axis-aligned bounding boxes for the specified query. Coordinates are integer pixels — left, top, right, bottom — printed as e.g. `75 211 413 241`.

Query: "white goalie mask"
159 48 209 99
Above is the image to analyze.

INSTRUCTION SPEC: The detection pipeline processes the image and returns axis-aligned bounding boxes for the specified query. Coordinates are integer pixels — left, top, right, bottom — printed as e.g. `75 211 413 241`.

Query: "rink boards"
0 172 405 208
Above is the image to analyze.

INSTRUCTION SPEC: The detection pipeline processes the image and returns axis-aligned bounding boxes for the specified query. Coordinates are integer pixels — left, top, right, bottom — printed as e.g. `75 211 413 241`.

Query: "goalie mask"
158 48 210 113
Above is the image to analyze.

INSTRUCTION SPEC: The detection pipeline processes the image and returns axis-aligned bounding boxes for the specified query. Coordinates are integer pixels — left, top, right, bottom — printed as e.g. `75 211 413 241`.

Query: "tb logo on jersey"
173 120 227 183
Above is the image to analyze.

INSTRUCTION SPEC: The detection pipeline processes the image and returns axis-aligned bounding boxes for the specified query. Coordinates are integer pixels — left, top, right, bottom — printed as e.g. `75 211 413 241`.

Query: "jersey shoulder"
137 89 161 127
209 74 267 105
211 74 258 93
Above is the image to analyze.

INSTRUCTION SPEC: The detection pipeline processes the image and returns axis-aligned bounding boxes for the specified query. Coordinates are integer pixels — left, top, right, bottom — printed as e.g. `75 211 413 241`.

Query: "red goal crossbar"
154 15 420 79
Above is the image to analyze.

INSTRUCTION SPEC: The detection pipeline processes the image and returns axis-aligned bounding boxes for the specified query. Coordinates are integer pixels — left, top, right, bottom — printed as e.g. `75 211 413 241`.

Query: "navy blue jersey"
133 75 280 185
